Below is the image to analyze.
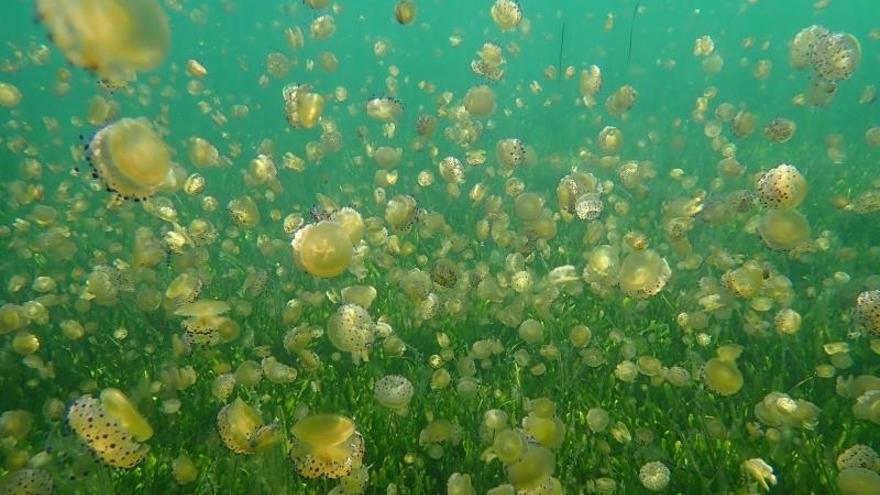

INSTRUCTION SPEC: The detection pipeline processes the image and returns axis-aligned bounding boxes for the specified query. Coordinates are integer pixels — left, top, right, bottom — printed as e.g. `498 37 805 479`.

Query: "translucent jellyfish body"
292 221 353 278
67 389 152 468
639 461 671 492
757 209 811 250
327 304 376 364
490 0 523 31
216 398 279 454
374 375 414 415
703 345 744 396
0 468 53 494
290 414 364 479
618 249 671 299
756 164 808 209
36 0 171 82
856 291 880 335
86 118 174 201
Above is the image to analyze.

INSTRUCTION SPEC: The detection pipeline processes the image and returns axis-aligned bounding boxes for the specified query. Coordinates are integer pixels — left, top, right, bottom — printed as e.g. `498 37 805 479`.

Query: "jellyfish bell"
464 85 497 117
36 0 171 82
86 118 174 201
764 118 797 144
394 1 417 25
0 469 53 494
756 164 808 209
292 221 353 278
290 414 364 479
327 304 375 364
757 209 811 250
216 398 279 454
856 290 880 335
67 390 152 468
374 375 414 415
618 249 672 299
366 96 403 121
490 0 523 32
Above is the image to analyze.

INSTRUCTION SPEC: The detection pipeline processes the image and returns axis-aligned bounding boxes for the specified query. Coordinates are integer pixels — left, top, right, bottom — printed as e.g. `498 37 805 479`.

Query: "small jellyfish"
290 414 364 479
373 375 415 415
327 304 376 364
464 85 496 117
86 118 174 201
703 345 744 396
292 221 353 278
575 193 604 221
366 96 403 122
36 0 171 82
605 85 637 117
394 1 417 25
67 389 152 468
756 164 808 209
757 209 811 250
490 0 523 31
856 291 880 335
763 118 797 144
0 468 53 495
0 82 23 108
579 65 602 107
639 461 671 492
216 398 279 454
618 249 671 299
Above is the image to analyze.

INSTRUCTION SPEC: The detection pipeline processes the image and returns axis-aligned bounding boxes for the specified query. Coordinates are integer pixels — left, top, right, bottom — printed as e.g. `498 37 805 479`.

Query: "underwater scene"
1 0 880 493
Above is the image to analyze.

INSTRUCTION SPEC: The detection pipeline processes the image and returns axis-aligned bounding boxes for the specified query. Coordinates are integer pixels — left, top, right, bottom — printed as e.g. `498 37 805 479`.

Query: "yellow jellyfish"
597 126 623 154
394 1 417 25
618 249 671 299
366 96 403 121
837 468 880 495
292 221 353 278
856 291 880 335
464 85 497 117
756 164 808 209
67 389 152 468
763 118 797 144
86 117 173 201
374 375 415 415
290 414 365 479
490 0 523 31
0 82 22 108
216 398 279 454
757 209 811 250
703 345 744 396
0 469 53 494
327 304 375 364
36 0 171 82
506 446 555 491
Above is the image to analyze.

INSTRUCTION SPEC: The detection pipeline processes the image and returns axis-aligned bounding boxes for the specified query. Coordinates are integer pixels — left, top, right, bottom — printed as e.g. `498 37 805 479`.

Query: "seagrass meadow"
1 0 880 494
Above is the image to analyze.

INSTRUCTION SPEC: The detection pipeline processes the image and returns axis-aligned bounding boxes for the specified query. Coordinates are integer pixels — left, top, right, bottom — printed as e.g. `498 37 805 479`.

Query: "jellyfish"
703 345 744 396
0 469 52 495
366 97 403 121
490 0 523 31
837 468 880 495
292 221 354 278
290 414 365 479
36 0 171 82
373 375 414 415
67 389 152 468
757 209 811 250
85 118 174 201
0 83 22 108
327 304 375 364
856 291 880 335
837 445 880 472
763 118 797 144
618 249 671 299
505 446 555 492
464 85 496 117
514 193 544 221
394 1 417 25
216 398 279 454
639 461 671 492
756 164 808 209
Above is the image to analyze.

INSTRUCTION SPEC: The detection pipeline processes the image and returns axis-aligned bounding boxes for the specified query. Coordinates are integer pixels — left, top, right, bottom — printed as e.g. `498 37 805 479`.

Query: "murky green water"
1 1 879 494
